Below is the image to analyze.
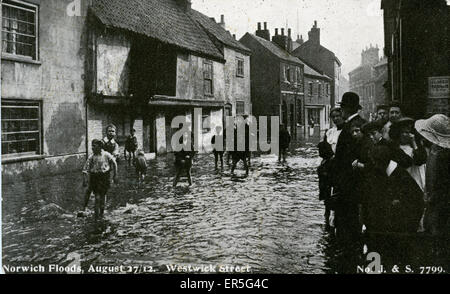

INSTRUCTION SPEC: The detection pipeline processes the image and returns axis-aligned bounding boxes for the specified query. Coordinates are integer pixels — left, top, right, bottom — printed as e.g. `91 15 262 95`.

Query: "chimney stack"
308 21 320 45
219 14 225 28
177 0 191 12
272 28 289 52
256 22 271 41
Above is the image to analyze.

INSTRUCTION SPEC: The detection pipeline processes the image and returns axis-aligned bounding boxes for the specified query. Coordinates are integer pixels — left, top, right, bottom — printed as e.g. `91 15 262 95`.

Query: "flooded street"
2 145 449 274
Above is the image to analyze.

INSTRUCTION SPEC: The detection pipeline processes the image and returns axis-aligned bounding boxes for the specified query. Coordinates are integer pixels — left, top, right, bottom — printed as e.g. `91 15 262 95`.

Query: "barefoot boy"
83 139 118 219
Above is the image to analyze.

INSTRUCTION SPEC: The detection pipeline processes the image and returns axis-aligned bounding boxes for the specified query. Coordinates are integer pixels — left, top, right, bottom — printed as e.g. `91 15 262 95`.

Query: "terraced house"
240 23 305 141
1 0 251 185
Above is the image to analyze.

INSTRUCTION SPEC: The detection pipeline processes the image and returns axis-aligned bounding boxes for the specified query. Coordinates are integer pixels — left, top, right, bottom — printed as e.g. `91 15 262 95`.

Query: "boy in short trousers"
83 139 118 220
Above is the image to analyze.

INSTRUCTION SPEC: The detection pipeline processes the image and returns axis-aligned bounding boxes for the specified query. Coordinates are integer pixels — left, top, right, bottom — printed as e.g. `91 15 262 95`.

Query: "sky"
192 0 385 78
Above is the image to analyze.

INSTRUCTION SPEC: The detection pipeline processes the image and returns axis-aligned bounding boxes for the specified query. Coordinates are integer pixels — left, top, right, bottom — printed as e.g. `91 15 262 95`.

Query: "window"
2 0 38 60
308 108 320 125
318 83 322 97
203 61 213 95
308 82 313 96
326 83 330 95
285 65 291 83
1 100 42 157
236 101 245 115
236 58 244 77
296 67 302 84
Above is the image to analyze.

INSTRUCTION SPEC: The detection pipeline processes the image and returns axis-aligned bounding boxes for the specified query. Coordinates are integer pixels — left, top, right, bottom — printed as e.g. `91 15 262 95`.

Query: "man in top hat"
332 92 367 240
415 114 450 236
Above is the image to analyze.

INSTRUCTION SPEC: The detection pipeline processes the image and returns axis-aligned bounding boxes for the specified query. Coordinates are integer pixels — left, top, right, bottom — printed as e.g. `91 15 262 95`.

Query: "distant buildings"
381 0 450 118
292 21 343 108
240 22 333 140
240 25 305 140
349 45 388 119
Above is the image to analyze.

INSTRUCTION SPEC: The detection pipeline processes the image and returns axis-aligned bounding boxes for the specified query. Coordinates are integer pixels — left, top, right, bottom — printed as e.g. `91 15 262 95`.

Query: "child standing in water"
83 139 118 220
135 149 148 186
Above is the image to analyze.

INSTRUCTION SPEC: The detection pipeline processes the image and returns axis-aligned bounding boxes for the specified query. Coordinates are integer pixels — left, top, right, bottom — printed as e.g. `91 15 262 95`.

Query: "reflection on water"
2 145 449 274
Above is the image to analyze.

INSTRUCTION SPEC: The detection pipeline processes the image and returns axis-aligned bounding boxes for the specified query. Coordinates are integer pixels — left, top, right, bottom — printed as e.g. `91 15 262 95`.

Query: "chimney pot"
288 28 291 37
281 28 285 36
314 20 317 27
233 34 236 40
258 22 261 30
264 22 267 30
275 28 279 35
221 15 224 23
178 0 191 12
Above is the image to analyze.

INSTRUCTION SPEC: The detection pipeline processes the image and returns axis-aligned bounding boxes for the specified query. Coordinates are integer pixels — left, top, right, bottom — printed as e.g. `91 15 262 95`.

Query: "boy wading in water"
125 128 138 166
173 136 195 187
83 139 118 220
135 149 148 187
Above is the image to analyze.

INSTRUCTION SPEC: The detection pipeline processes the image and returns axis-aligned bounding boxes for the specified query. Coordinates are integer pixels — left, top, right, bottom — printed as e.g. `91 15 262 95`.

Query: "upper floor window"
284 65 291 83
318 83 322 97
1 100 42 158
308 82 313 96
236 58 244 77
2 0 39 60
296 67 302 84
203 61 213 95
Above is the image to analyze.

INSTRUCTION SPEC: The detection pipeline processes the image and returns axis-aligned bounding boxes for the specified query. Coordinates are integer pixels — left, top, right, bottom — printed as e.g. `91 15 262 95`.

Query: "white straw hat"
415 114 450 149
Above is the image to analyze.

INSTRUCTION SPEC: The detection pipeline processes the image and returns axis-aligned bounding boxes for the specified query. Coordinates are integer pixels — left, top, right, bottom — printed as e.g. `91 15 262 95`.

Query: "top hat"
340 92 362 110
415 114 450 149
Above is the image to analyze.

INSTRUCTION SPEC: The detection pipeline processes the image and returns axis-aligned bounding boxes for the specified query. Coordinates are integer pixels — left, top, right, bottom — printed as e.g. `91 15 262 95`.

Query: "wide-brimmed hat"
340 92 362 110
415 114 450 149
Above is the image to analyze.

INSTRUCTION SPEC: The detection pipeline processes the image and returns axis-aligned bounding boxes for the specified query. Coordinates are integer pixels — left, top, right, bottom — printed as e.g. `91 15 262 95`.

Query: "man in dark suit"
333 92 367 241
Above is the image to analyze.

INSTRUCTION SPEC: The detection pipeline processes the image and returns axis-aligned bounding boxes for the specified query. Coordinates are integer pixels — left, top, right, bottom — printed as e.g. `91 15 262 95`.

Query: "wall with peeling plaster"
1 0 89 182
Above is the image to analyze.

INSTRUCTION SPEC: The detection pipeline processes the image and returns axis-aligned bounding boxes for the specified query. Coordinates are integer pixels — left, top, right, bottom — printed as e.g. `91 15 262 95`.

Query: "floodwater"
2 145 449 274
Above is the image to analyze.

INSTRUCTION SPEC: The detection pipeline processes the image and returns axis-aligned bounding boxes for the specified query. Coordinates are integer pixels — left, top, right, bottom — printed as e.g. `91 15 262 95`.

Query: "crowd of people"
318 92 450 242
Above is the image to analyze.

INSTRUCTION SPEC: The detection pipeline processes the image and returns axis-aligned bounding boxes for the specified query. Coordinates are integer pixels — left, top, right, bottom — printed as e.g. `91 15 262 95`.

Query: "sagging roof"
91 0 224 60
188 10 251 54
243 33 302 64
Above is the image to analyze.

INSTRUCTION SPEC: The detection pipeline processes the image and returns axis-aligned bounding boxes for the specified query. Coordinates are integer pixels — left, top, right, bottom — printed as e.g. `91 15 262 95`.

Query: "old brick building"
292 21 342 108
381 0 450 118
240 24 305 140
349 45 388 120
88 0 251 154
302 61 332 138
1 0 251 185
